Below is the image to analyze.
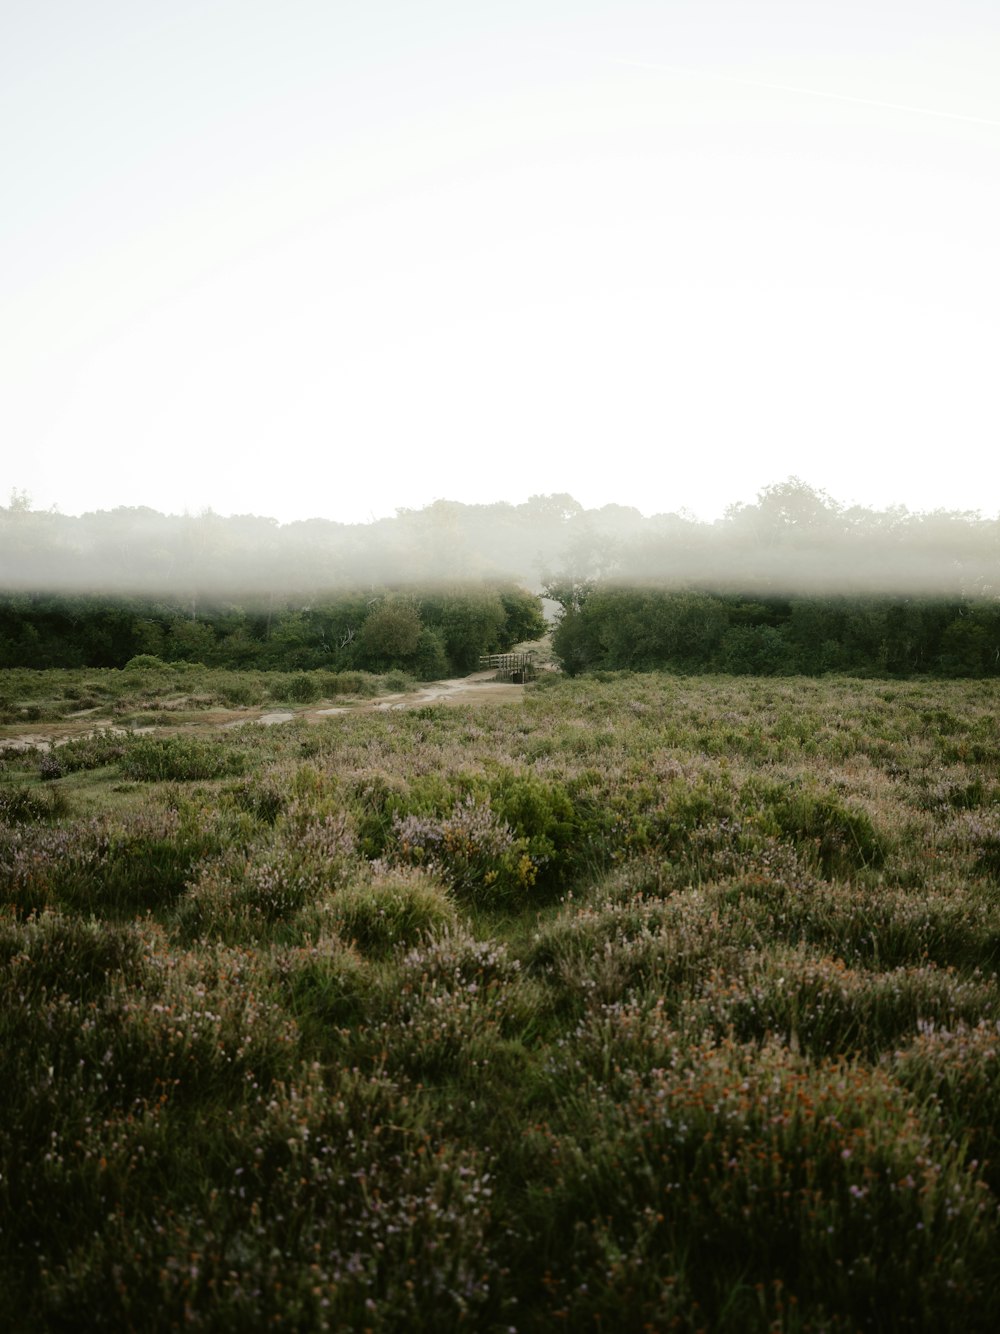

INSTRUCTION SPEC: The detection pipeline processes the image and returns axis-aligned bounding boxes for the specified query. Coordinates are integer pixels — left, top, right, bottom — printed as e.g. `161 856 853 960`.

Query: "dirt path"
0 672 526 753
364 672 525 710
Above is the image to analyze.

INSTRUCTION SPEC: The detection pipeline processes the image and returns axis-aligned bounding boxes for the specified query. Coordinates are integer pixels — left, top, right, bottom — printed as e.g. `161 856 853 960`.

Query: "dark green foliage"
0 911 149 1002
266 671 322 703
328 868 458 958
498 586 547 644
489 771 578 883
718 623 791 674
413 627 450 679
0 584 545 677
418 588 509 672
49 732 129 773
552 586 1000 678
123 653 170 671
353 599 423 668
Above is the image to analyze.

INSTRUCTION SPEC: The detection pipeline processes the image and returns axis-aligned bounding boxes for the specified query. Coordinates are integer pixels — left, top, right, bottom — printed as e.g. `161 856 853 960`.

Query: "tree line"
0 587 546 676
548 586 1000 678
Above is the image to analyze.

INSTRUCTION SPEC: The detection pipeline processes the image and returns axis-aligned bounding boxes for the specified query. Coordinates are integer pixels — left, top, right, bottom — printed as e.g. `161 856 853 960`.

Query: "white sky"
3 1 998 524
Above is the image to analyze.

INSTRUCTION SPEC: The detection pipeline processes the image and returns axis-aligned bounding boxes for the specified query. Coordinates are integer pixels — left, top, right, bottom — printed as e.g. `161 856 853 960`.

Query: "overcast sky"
3 1 998 524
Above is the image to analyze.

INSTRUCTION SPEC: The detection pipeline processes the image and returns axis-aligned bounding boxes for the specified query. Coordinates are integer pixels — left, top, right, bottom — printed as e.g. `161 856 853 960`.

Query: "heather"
2 670 1000 1330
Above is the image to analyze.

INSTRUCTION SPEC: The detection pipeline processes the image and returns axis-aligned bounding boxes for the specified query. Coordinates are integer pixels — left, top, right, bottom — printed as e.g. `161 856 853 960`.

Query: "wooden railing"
478 652 536 682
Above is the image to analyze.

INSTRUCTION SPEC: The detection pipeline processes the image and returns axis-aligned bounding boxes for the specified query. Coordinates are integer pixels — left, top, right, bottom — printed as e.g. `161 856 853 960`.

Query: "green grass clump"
119 735 248 781
50 732 130 772
324 866 459 958
0 781 67 824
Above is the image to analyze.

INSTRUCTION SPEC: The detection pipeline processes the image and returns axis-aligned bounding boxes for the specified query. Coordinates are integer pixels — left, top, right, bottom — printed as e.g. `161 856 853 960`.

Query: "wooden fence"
478 652 536 682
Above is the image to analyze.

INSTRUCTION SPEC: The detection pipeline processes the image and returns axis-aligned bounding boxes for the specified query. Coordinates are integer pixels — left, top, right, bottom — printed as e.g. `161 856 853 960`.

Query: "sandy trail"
1 672 525 752
366 673 524 711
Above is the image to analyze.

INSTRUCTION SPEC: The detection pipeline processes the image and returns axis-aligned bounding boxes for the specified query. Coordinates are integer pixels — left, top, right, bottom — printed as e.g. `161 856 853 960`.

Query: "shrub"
277 672 322 703
215 675 264 706
123 654 170 671
177 814 354 942
325 867 459 958
692 949 996 1059
954 806 1000 880
356 602 423 667
391 795 539 908
274 936 374 1033
317 670 380 697
0 782 65 824
746 780 886 875
893 1020 1000 1192
342 928 526 1085
49 731 128 773
489 772 577 884
120 735 247 782
382 668 415 692
413 628 450 680
226 772 288 823
718 623 793 674
523 1038 998 1329
0 910 150 1003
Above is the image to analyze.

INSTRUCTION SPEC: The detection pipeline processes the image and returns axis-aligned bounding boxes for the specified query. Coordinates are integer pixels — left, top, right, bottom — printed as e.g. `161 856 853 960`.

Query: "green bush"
717 624 792 674
123 654 170 671
120 735 247 782
489 771 577 883
0 911 149 1003
49 732 128 773
525 1037 998 1329
413 628 450 680
382 669 415 692
0 782 66 824
276 937 374 1033
326 867 459 958
176 812 354 942
746 780 886 875
267 672 322 703
390 795 540 909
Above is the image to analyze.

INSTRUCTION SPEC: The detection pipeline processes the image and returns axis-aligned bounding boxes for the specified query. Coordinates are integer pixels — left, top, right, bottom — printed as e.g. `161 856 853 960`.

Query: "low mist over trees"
2 479 998 599
2 480 998 677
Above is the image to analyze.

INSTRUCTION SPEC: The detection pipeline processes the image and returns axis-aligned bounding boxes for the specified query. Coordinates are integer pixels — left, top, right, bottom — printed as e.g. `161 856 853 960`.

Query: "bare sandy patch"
0 672 528 750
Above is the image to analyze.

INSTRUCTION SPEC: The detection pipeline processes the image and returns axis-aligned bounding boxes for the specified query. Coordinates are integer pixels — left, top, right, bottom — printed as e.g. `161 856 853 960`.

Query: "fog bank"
2 481 997 600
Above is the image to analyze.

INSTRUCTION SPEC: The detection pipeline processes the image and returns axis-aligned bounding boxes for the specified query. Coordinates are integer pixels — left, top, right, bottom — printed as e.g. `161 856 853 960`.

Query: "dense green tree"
717 624 792 675
419 590 508 673
940 608 1000 676
497 588 547 646
413 628 450 680
164 618 216 664
549 606 593 676
355 602 423 669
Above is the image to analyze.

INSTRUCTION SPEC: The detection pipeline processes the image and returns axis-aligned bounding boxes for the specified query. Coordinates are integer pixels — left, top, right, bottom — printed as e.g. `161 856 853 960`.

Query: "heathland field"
2 663 1000 1330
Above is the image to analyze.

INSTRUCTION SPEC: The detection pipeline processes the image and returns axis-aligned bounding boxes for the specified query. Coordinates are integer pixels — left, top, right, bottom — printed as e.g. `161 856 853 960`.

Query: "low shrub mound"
326 866 459 957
